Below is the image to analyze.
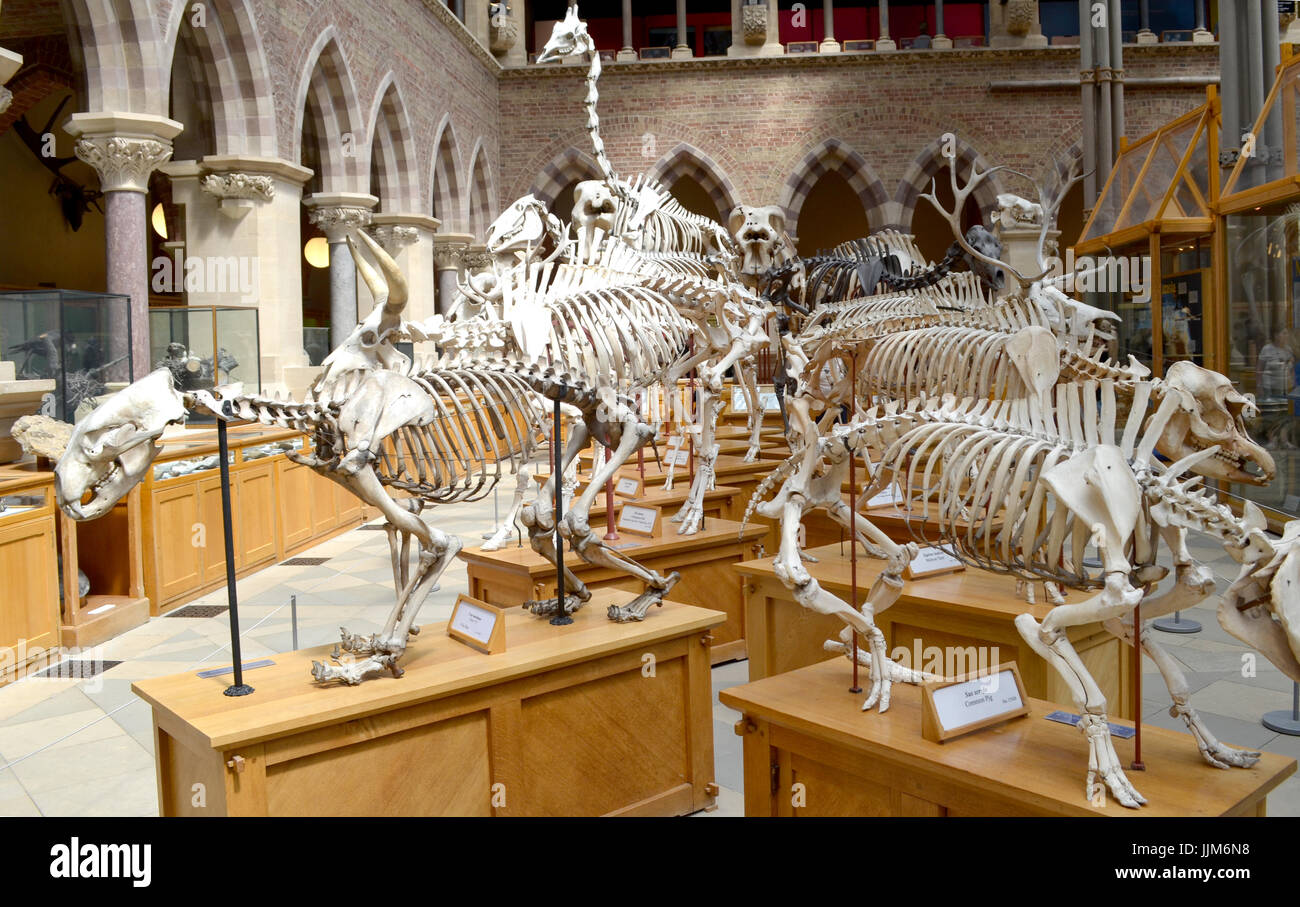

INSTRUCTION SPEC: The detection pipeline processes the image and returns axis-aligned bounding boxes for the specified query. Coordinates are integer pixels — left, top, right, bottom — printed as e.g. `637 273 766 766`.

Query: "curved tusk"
345 233 386 311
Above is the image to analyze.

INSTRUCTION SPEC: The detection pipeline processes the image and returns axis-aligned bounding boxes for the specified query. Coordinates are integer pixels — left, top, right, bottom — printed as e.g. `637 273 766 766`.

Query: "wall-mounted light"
151 203 169 239
304 236 330 268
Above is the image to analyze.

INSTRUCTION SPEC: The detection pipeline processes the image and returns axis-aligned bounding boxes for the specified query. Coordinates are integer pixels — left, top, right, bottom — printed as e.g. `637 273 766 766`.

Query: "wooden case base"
133 590 724 817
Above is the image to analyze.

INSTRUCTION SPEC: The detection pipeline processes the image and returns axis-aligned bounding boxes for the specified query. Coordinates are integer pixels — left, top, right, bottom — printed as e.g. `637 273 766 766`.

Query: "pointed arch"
779 138 889 239
530 146 600 211
430 114 464 228
162 0 276 157
64 0 166 113
367 74 419 212
293 28 367 194
894 136 1004 233
466 138 496 239
646 142 738 223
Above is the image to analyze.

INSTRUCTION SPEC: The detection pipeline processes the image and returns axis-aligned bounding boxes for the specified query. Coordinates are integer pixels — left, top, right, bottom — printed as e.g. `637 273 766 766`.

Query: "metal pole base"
549 614 574 627
1153 612 1202 634
1262 711 1300 736
224 683 255 697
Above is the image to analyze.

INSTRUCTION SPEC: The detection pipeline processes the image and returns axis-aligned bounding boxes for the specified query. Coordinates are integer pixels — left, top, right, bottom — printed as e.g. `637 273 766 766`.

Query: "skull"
1157 361 1275 486
728 205 787 277
1033 284 1120 346
572 180 617 250
484 195 562 260
56 369 187 520
536 5 590 63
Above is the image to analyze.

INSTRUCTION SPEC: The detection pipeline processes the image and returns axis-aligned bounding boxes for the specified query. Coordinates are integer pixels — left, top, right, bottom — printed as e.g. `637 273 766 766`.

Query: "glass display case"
0 289 133 422
303 326 331 366
149 306 259 422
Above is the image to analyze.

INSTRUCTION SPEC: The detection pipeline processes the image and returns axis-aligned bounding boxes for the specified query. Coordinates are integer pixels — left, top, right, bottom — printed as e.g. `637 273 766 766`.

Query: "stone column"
876 0 896 52
1193 0 1213 43
820 0 840 53
933 1 952 49
489 2 528 66
368 214 440 331
64 112 184 381
728 0 783 57
671 0 692 58
433 232 473 317
1136 0 1157 44
0 47 21 117
989 0 1046 49
304 193 377 349
160 154 314 394
618 0 636 61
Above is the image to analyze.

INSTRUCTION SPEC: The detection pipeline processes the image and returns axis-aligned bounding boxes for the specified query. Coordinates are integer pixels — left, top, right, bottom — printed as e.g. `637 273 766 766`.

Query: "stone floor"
0 493 1296 817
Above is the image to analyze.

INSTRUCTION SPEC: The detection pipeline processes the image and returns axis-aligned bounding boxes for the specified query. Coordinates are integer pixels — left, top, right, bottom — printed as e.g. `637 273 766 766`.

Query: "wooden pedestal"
722 659 1296 816
0 467 60 683
735 542 1133 718
462 518 766 664
588 484 741 524
133 591 724 817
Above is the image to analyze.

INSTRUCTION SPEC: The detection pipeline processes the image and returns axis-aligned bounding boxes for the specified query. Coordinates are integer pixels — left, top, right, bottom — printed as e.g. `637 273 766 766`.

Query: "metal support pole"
551 393 572 626
1131 599 1144 771
218 420 253 696
604 446 618 541
1152 610 1202 633
290 594 299 651
848 350 860 694
1262 682 1300 736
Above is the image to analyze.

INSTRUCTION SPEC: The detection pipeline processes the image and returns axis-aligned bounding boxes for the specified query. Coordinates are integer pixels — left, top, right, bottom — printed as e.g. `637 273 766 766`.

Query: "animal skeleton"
55 230 696 684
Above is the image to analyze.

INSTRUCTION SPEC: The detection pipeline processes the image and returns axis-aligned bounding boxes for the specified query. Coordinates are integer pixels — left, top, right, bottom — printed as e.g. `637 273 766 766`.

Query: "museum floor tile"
0 495 1296 818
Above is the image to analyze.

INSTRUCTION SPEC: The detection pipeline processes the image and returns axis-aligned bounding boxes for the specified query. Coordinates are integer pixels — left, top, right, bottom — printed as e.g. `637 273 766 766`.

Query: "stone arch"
894 135 1005 233
293 28 367 194
466 138 496 239
162 0 276 157
367 74 420 213
530 146 600 211
64 0 166 113
646 142 738 223
779 138 889 239
430 114 463 228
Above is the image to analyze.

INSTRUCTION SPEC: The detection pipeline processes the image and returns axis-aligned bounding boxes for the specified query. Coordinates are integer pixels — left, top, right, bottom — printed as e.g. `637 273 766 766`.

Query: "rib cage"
374 368 545 504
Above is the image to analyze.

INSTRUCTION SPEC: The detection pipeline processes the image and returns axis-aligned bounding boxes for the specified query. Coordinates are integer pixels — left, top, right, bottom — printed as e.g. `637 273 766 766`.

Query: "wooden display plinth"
462 518 767 664
588 484 741 524
133 590 724 817
721 659 1296 816
735 542 1133 718
0 467 61 683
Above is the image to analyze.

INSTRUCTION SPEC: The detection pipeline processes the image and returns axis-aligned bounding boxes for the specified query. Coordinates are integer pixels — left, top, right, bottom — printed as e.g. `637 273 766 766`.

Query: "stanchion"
1130 599 1143 771
217 419 253 697
551 392 573 627
847 350 860 695
1263 682 1300 736
1152 610 1201 634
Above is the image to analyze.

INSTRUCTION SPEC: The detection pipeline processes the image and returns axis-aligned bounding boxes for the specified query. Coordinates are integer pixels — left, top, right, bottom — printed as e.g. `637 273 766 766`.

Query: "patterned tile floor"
0 495 1296 817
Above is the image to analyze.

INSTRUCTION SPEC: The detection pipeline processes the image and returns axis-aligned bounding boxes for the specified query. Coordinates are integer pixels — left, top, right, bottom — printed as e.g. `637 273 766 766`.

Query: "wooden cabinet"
0 468 60 683
140 427 369 614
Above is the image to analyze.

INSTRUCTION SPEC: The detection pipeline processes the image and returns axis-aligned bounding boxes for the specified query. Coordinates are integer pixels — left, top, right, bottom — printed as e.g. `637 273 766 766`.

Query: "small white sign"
450 600 497 646
618 504 658 535
759 392 781 412
930 669 1024 733
907 544 965 578
864 483 903 508
615 477 640 497
666 448 690 467
730 387 747 412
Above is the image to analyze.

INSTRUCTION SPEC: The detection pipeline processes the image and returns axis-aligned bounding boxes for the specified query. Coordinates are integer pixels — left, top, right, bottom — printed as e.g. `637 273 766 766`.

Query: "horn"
355 228 410 318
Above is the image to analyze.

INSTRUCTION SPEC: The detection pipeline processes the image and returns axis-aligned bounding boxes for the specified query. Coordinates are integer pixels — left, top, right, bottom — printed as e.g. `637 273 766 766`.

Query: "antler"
918 158 1049 293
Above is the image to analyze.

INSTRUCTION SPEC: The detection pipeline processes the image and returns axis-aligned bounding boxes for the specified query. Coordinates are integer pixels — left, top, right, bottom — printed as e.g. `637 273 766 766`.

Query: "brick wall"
498 44 1219 230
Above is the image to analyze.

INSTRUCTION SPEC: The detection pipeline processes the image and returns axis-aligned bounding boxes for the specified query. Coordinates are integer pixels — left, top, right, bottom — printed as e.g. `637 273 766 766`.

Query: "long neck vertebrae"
584 47 616 185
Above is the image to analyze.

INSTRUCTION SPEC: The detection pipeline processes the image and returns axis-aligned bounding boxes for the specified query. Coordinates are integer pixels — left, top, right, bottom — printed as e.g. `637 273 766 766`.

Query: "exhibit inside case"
148 305 260 420
0 289 133 422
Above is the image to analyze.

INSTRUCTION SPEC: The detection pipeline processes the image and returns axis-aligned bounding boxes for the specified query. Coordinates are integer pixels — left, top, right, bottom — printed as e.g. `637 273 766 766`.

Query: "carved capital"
742 5 768 45
433 241 469 271
74 135 173 193
489 3 519 55
308 205 373 242
368 224 420 254
200 171 275 202
462 245 493 272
